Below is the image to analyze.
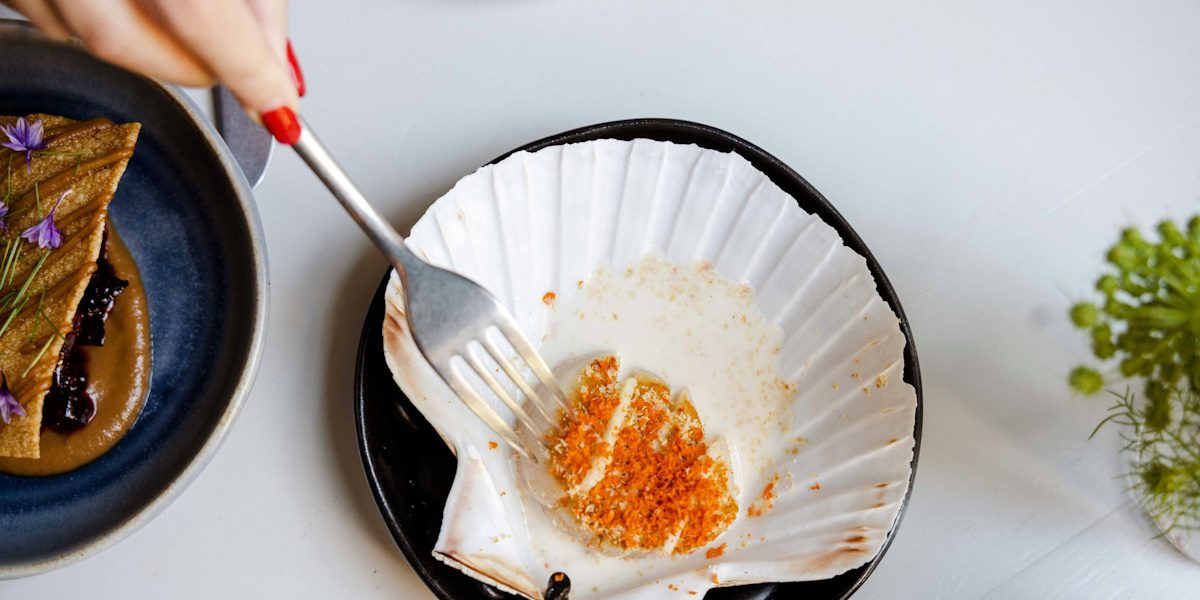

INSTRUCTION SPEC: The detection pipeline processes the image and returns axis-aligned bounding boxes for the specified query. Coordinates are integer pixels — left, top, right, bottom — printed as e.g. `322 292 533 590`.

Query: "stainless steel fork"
289 117 569 459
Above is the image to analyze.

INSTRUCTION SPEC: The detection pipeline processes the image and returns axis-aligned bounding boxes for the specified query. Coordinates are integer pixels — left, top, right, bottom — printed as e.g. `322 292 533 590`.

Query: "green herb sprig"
1092 387 1200 533
0 118 77 419
1071 217 1200 533
32 150 83 175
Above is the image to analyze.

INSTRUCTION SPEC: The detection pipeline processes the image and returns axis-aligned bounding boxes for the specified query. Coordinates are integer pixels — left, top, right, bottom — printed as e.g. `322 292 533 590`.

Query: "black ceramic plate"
0 21 267 576
355 119 922 599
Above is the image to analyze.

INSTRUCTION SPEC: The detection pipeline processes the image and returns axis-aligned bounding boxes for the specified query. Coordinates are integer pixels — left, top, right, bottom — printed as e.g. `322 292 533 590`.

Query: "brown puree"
0 224 150 476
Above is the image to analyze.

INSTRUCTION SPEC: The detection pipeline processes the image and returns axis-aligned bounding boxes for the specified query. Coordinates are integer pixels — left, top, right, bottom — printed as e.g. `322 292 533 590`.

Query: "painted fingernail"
287 40 305 97
261 106 301 144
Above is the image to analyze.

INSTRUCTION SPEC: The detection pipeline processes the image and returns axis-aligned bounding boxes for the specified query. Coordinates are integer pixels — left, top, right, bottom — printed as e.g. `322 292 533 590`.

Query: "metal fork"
288 117 569 459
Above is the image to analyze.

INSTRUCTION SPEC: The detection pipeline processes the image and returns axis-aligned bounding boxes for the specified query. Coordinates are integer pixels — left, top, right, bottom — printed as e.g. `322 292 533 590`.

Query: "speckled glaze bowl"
0 20 268 577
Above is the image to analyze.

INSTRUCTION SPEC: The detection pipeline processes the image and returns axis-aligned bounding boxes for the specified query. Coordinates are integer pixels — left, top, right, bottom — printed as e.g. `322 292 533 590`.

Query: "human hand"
3 0 302 141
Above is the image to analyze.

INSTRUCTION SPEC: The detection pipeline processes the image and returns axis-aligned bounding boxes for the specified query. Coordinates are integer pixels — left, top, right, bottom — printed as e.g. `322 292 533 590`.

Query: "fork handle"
288 116 420 277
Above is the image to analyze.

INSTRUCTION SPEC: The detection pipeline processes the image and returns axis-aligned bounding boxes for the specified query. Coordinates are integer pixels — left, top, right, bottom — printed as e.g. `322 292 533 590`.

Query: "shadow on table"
316 202 435 592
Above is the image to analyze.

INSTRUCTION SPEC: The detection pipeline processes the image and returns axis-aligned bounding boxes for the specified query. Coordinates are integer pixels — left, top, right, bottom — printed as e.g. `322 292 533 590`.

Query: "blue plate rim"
0 19 271 580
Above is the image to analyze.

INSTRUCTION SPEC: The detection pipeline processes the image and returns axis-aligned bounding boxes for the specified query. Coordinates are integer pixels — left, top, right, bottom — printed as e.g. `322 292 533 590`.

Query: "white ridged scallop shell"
381 139 917 599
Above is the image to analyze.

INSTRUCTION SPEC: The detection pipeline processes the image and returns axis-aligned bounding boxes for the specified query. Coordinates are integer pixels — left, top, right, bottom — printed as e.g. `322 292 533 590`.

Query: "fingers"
51 0 215 87
143 0 297 114
248 0 302 95
11 0 298 116
246 0 288 64
4 0 72 40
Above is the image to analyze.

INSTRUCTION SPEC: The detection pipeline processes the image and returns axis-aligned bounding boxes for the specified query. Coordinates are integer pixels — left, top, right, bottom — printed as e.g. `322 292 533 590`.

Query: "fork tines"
440 323 570 460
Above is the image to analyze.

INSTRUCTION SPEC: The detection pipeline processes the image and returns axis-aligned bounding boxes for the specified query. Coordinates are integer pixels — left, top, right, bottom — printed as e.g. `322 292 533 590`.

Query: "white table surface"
5 1 1200 598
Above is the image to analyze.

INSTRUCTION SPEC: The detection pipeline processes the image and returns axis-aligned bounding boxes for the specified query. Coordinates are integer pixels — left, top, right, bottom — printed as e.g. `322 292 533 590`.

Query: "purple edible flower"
21 189 68 249
0 117 47 172
0 373 22 425
0 201 8 231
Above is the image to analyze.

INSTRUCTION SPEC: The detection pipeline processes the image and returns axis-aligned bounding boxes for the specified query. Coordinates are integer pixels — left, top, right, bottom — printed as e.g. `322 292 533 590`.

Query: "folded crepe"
0 114 140 459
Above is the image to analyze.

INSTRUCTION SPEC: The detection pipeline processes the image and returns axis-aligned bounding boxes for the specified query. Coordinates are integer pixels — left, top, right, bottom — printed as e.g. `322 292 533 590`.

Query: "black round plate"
355 119 922 599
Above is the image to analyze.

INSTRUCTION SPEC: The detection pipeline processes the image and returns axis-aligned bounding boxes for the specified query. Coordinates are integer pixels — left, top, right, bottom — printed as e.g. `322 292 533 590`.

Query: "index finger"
141 0 297 115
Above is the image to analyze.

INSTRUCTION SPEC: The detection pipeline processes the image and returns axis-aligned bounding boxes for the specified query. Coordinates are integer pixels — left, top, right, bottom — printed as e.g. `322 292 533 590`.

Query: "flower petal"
27 119 44 148
21 216 62 249
20 188 70 248
0 117 47 155
0 373 22 425
3 118 25 146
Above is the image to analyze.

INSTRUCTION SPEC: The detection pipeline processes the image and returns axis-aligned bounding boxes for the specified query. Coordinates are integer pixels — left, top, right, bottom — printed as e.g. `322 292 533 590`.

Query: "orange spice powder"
549 356 622 490
762 475 778 501
747 474 779 517
705 543 727 559
542 291 557 305
547 356 738 555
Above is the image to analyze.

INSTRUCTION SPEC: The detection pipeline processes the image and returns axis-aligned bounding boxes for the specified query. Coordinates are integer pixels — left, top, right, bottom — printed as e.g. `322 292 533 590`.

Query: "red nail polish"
261 106 301 145
287 40 305 97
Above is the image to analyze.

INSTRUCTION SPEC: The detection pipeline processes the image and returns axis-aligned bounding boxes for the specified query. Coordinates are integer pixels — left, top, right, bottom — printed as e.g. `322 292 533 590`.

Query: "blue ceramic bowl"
0 21 268 577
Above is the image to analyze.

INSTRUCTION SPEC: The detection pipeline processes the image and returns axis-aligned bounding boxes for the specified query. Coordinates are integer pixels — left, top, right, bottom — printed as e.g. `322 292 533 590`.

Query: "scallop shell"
381 139 917 599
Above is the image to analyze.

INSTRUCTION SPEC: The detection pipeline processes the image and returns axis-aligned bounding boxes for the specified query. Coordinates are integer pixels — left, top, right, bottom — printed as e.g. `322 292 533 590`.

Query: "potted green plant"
1070 218 1200 558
